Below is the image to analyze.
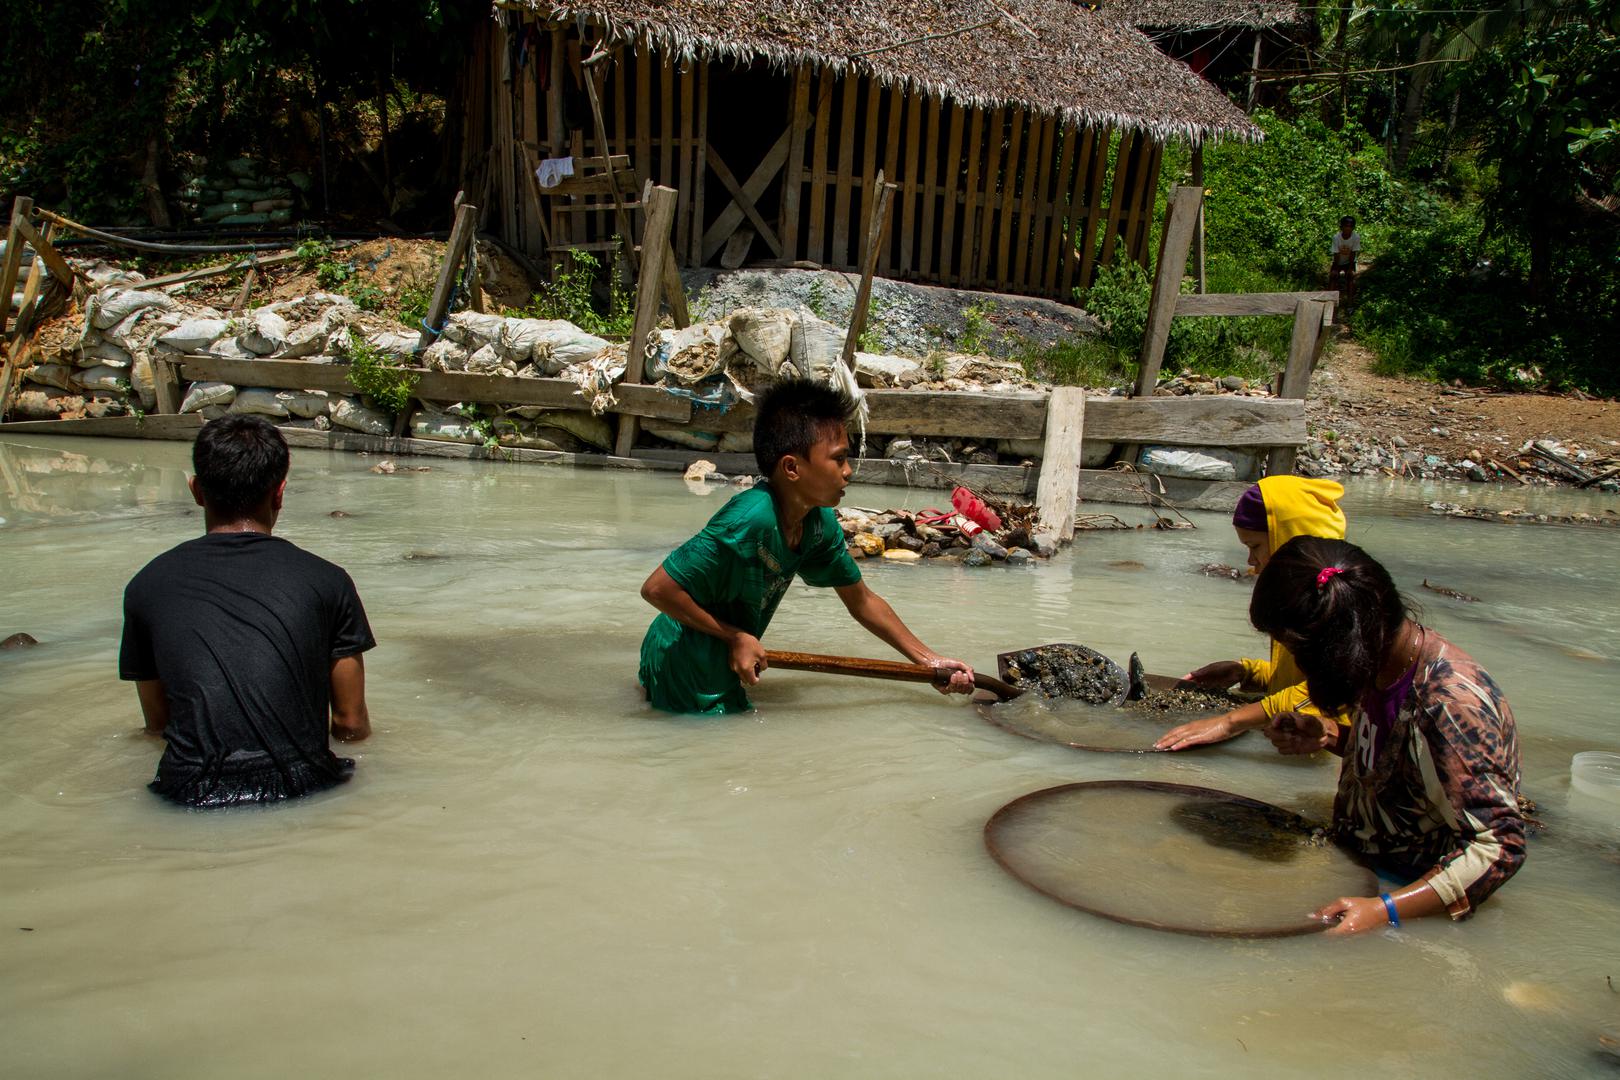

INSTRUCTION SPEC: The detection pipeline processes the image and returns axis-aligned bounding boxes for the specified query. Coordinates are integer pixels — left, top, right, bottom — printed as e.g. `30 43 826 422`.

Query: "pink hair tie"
1316 566 1344 588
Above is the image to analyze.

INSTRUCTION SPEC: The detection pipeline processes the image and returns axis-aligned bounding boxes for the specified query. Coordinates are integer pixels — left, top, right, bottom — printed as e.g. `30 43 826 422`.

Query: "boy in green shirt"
639 379 975 714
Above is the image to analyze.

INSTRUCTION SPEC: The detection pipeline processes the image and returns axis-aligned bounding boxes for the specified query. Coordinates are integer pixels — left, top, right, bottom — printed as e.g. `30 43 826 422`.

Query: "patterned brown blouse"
1332 629 1525 919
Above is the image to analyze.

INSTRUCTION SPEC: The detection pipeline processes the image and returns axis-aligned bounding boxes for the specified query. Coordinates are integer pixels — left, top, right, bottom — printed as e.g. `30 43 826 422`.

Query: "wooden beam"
1034 386 1084 542
939 105 965 285
701 127 792 263
780 65 813 260
918 96 942 279
1075 126 1110 291
704 145 785 257
0 196 31 335
1267 298 1328 477
841 171 897 368
417 200 479 352
1174 291 1339 317
858 75 883 270
1191 142 1206 293
994 109 1024 287
615 184 681 456
12 217 74 287
1134 185 1203 398
0 414 204 440
1098 130 1134 269
690 65 708 266
807 72 834 266
1085 396 1304 447
832 76 860 268
152 356 182 415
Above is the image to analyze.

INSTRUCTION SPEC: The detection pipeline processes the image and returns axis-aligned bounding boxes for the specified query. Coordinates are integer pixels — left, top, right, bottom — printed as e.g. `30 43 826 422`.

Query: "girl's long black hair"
1249 536 1409 712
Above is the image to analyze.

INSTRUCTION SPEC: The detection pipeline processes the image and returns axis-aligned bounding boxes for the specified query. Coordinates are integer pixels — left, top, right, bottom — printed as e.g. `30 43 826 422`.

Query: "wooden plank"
520 43 545 254
1191 143 1206 293
918 96 942 280
1098 130 1135 269
959 108 985 288
1175 291 1340 317
1267 298 1327 476
690 65 708 266
416 200 479 352
1075 126 1111 291
1075 468 1250 512
677 65 695 265
700 130 791 263
0 196 30 334
722 227 755 269
8 222 51 337
1056 126 1093 298
582 63 639 278
541 168 641 198
1034 386 1085 542
880 84 904 275
841 171 896 368
976 108 1006 285
662 244 691 328
170 356 694 423
1131 141 1165 266
939 105 965 286
635 49 652 196
1118 136 1153 269
994 109 1025 287
780 66 813 260
11 217 74 287
615 184 681 455
807 71 833 266
858 75 882 269
660 58 674 189
831 76 859 268
1134 185 1203 398
1037 122 1072 296
0 414 204 440
898 92 922 276
1084 396 1304 447
1016 113 1050 291
152 356 182 415
704 145 785 257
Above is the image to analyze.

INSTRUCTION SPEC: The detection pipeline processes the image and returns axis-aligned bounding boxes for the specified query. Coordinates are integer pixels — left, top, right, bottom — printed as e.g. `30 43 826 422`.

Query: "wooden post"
8 221 53 340
582 53 639 280
614 185 680 457
416 199 479 352
0 196 32 337
840 171 896 369
1266 298 1327 477
152 357 182 415
1134 185 1202 398
1191 143 1206 294
1034 386 1086 543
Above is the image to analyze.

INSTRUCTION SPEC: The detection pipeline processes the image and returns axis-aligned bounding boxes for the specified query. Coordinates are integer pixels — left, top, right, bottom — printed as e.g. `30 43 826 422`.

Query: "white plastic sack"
180 382 237 414
230 388 291 418
158 318 232 353
1138 447 1237 482
330 397 392 436
129 355 157 412
88 288 175 330
659 323 727 385
422 338 471 373
13 388 84 419
789 307 845 379
729 307 795 370
464 344 505 375
531 410 613 451
643 423 720 451
206 336 258 360
81 392 129 419
718 431 754 455
282 389 331 419
365 330 419 359
440 311 507 350
277 416 332 432
23 364 76 391
410 414 482 443
73 365 126 393
80 341 133 368
240 309 290 355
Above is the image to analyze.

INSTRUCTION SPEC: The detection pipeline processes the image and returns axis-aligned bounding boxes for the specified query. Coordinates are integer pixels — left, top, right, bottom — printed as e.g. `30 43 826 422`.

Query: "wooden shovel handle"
764 649 1022 700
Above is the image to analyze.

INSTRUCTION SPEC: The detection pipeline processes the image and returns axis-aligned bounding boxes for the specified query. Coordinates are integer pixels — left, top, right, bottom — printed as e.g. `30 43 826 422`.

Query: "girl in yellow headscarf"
1155 475 1353 751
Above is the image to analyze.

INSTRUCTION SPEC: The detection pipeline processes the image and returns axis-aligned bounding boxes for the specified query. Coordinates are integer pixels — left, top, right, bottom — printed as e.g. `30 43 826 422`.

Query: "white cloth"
1331 230 1362 266
536 157 575 190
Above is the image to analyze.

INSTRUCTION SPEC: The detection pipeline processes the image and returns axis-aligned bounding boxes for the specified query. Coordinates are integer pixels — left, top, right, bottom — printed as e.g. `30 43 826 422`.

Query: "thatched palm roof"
512 0 1259 141
1102 0 1305 31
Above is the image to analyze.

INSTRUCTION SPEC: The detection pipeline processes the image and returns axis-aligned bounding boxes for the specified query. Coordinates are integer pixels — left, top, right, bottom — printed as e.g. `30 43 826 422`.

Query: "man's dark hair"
753 377 854 478
1249 536 1409 712
192 414 290 518
1339 215 1356 228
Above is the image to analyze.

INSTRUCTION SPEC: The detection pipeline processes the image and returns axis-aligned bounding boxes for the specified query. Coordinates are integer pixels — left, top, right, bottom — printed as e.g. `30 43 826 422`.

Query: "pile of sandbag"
422 311 611 379
177 157 308 227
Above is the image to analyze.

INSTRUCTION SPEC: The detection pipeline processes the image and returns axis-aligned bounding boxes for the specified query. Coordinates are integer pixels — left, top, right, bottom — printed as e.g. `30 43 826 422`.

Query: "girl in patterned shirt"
1251 536 1525 935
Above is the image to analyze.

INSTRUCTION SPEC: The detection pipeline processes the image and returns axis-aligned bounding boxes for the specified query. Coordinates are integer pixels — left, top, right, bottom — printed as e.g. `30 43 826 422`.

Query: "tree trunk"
1393 31 1435 173
1332 0 1353 130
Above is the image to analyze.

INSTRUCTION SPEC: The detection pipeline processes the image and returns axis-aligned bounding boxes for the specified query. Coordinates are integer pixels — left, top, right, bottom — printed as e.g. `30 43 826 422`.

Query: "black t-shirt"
120 531 376 807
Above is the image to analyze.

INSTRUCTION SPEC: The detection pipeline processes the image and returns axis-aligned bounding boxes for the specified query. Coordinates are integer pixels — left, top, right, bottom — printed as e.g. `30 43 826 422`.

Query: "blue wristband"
1379 892 1401 928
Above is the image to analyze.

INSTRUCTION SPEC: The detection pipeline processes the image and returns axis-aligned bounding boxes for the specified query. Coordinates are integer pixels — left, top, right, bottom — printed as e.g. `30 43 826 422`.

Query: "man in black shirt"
120 415 375 807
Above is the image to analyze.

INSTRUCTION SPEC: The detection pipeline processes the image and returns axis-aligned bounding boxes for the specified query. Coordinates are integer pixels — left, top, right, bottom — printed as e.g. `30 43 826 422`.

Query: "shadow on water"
1169 797 1323 864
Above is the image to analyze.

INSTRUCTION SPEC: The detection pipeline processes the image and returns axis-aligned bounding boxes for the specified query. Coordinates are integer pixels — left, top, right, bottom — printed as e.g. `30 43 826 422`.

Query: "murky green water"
3 436 1618 1078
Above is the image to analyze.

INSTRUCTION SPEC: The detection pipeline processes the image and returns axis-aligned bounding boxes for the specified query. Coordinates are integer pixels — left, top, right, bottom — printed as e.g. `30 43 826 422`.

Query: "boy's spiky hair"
753 378 854 478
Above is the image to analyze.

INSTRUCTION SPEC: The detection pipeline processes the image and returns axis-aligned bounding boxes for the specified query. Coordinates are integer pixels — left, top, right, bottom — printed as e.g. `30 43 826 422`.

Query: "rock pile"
1299 434 1620 490
178 157 308 226
835 505 1053 566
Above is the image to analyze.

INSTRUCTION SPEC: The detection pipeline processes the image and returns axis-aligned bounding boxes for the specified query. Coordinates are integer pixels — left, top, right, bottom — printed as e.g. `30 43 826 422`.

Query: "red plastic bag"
951 486 1002 532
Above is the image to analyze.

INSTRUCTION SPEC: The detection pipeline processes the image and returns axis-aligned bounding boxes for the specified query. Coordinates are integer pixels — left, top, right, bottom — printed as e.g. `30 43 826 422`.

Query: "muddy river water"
2 435 1617 1077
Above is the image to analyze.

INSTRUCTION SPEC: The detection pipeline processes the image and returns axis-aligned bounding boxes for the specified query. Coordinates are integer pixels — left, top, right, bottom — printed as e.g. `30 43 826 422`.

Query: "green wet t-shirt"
639 484 862 714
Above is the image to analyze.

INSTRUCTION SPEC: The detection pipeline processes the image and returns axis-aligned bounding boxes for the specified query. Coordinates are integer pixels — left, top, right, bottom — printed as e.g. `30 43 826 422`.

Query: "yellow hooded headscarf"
1238 476 1349 722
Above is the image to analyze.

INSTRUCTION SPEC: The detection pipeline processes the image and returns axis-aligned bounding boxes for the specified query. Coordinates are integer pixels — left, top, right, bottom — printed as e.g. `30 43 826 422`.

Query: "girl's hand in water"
1154 713 1238 751
1266 710 1333 755
1315 896 1393 936
1182 660 1244 689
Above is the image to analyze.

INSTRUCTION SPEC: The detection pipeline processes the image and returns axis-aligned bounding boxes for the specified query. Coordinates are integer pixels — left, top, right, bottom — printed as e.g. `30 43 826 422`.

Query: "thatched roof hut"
465 0 1257 299
1101 0 1304 32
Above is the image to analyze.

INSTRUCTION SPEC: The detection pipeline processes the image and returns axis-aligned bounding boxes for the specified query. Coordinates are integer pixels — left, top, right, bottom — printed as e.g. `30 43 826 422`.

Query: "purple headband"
1231 485 1266 532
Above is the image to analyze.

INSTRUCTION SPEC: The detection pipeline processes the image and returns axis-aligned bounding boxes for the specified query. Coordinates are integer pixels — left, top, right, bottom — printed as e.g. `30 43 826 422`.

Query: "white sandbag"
81 392 129 418
729 307 795 370
281 389 331 419
277 416 332 432
365 330 419 359
158 318 232 353
997 438 1043 460
12 388 85 419
197 404 231 421
330 397 392 436
464 343 505 375
410 414 483 443
643 423 720 451
180 382 237 414
1138 447 1237 482
80 341 133 368
240 309 290 355
23 364 76 391
73 365 126 393
789 307 845 379
206 336 258 360
661 323 727 385
274 319 334 359
527 409 613 451
501 318 611 372
502 424 586 453
230 388 291 418
129 355 157 412
854 352 925 388
88 288 175 330
941 354 1026 383
718 431 754 455
422 338 471 373
441 311 507 349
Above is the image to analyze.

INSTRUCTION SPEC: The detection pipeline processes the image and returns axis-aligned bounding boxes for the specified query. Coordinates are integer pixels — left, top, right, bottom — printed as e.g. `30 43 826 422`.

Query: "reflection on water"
3 435 1620 1078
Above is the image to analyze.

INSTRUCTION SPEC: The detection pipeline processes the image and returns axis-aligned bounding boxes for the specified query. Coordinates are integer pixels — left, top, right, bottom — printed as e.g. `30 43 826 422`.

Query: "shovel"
765 650 1023 701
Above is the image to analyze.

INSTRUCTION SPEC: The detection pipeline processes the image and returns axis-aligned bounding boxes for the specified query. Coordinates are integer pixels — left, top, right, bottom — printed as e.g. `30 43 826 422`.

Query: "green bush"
513 249 632 338
341 328 418 414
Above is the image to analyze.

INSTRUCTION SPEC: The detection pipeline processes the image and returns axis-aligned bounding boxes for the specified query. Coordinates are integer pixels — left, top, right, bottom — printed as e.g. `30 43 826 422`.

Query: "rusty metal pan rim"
972 689 1241 754
983 780 1378 939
